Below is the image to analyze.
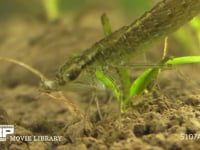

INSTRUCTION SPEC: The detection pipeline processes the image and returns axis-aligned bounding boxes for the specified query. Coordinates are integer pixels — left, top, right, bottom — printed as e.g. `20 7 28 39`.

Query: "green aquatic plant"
174 16 200 54
43 0 60 21
189 17 200 47
42 0 86 21
96 55 200 113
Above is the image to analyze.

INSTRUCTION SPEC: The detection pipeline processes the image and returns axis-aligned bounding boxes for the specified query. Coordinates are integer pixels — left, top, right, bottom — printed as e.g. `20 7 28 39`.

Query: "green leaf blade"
95 69 121 100
166 56 200 65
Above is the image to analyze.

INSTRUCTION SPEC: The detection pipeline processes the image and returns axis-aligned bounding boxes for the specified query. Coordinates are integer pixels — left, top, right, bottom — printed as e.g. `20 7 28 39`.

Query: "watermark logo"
0 125 14 141
0 124 62 142
180 133 200 141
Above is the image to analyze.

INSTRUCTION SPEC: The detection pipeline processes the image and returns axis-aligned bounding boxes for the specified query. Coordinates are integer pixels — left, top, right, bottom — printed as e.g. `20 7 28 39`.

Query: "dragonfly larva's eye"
64 69 81 81
57 55 84 85
56 67 81 85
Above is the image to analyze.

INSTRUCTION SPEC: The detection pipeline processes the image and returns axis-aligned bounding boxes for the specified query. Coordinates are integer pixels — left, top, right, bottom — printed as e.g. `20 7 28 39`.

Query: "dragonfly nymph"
51 0 200 90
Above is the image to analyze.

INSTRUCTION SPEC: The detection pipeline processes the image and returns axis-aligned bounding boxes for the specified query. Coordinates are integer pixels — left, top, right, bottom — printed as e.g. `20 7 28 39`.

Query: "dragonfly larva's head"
56 56 83 85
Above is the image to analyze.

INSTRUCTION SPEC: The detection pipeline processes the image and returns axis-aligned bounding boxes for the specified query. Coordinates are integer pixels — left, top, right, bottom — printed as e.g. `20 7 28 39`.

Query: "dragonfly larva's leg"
81 69 103 120
83 87 103 121
93 91 103 120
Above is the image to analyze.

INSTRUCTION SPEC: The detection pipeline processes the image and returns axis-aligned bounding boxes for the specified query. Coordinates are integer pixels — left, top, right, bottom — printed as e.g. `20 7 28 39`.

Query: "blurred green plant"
42 0 86 21
174 16 200 54
42 0 151 21
43 0 60 21
190 17 200 47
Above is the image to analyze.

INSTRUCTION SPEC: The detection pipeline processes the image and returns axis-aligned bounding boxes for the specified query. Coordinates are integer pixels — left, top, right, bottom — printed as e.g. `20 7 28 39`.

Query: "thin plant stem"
162 37 168 59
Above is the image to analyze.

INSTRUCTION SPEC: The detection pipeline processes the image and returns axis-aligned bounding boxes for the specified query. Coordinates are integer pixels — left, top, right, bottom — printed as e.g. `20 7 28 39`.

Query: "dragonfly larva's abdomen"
97 0 200 63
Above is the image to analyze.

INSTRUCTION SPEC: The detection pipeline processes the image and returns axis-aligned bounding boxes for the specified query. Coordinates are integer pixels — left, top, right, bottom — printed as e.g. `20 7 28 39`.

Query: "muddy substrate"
0 18 200 150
